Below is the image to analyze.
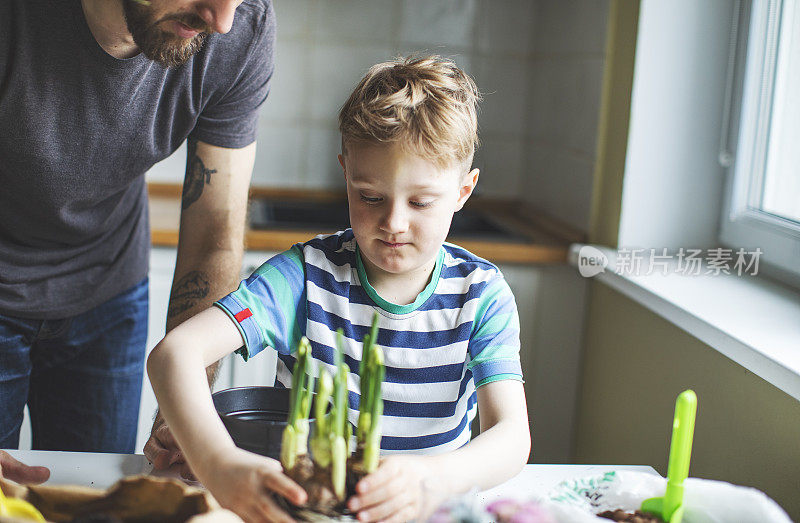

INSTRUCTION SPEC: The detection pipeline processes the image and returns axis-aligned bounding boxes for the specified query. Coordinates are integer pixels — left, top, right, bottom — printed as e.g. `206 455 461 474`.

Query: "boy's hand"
348 455 444 523
201 447 307 523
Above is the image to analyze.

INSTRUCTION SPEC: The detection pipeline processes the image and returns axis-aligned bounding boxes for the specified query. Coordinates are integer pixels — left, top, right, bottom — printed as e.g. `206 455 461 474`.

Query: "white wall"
618 0 733 250
150 0 566 203
522 1 610 232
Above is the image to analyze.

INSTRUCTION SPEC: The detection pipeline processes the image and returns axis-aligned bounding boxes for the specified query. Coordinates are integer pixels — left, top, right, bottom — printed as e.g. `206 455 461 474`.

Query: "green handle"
663 389 697 518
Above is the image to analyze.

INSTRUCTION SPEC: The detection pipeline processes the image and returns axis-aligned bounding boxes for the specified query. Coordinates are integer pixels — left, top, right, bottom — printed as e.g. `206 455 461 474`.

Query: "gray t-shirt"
0 0 275 319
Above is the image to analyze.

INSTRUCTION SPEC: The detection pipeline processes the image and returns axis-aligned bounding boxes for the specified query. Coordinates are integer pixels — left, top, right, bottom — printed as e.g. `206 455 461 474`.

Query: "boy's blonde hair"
338 55 481 170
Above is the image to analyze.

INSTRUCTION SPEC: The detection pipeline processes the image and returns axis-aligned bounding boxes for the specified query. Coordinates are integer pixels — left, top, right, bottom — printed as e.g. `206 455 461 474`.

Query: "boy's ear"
455 168 480 211
338 154 347 180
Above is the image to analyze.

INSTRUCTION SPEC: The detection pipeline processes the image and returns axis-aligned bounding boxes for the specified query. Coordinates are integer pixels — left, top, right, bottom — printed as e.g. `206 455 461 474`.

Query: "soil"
598 509 666 522
280 454 370 521
345 453 369 497
285 455 341 516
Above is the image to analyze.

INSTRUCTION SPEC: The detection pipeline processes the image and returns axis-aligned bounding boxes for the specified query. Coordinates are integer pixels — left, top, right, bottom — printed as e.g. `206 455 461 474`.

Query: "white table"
6 450 658 500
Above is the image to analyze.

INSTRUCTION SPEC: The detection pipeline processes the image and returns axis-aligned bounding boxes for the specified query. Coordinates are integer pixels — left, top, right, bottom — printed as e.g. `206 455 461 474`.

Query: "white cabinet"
498 264 588 463
135 247 178 453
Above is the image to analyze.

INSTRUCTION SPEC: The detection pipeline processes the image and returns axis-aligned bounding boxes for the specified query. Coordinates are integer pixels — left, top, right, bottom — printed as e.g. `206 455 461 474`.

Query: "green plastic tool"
641 389 698 523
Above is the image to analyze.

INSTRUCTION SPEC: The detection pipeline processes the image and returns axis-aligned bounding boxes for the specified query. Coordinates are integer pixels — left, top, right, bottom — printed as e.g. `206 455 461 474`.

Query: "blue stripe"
307 302 472 349
344 370 474 418
348 286 380 306
307 246 355 269
305 229 354 251
278 366 474 418
439 262 480 280
385 361 465 383
277 352 296 370
305 262 386 308
438 251 497 279
304 231 355 267
442 243 494 268
306 263 352 297
380 395 477 450
308 340 362 375
416 281 489 311
306 339 466 384
471 359 522 383
311 285 488 312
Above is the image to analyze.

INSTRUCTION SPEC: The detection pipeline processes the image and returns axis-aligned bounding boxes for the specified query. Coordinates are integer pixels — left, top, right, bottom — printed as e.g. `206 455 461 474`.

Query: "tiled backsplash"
147 0 609 233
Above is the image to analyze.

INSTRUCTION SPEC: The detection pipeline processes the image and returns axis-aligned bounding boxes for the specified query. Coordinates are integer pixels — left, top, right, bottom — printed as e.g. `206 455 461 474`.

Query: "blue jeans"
0 278 148 453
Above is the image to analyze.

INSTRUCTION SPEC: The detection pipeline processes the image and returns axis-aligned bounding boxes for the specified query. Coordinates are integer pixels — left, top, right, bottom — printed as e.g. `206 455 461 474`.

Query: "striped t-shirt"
215 229 522 455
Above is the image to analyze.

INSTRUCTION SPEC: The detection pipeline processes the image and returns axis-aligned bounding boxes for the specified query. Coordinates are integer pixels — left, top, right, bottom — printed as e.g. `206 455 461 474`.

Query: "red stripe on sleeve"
234 308 253 323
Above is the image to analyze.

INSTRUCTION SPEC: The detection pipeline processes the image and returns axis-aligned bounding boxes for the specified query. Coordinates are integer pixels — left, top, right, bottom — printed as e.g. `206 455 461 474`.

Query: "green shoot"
310 371 333 468
357 312 384 475
362 344 384 472
330 329 350 500
281 337 314 470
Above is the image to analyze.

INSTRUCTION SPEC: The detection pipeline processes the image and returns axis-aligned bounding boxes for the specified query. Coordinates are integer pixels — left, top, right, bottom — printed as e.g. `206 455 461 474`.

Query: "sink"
248 198 527 242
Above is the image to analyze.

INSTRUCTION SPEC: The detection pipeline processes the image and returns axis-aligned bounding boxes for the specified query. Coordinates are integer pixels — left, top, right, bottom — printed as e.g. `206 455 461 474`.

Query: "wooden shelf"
147 182 582 265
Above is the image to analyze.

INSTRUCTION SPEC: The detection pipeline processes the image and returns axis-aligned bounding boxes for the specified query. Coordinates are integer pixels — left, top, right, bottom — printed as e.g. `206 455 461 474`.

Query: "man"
0 0 274 482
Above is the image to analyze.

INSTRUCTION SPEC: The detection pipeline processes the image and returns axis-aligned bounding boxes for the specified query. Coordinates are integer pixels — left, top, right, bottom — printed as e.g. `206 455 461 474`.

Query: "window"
721 0 800 283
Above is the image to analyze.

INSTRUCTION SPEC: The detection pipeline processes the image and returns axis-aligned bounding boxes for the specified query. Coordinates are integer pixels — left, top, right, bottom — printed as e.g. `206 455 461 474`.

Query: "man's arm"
145 138 255 468
167 138 254 376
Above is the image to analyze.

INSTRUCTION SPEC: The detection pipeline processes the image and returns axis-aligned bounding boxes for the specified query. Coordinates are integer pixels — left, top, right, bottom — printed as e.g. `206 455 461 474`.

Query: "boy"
148 55 531 523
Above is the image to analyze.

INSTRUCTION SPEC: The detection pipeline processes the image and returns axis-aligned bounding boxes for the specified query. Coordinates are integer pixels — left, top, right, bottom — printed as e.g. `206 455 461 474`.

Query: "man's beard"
122 0 210 67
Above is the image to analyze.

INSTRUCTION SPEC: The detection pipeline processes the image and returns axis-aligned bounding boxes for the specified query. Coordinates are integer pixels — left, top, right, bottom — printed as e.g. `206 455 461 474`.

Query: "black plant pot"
212 386 313 460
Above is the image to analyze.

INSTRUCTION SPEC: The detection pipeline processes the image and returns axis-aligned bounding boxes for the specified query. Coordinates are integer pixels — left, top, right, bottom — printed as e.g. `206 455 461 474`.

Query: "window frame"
720 0 800 284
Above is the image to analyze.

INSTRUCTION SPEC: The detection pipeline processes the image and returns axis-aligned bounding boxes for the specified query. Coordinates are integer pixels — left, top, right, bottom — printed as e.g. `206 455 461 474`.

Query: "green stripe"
355 245 444 314
476 374 523 388
475 312 517 340
236 246 305 355
468 343 520 368
468 276 520 372
470 278 513 335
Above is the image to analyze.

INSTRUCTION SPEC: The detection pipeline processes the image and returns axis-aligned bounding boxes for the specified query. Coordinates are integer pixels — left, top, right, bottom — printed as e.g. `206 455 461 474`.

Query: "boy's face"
339 142 479 283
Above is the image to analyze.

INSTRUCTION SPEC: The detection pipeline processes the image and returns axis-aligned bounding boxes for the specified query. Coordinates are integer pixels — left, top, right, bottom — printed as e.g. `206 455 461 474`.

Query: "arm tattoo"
181 140 217 210
167 270 211 318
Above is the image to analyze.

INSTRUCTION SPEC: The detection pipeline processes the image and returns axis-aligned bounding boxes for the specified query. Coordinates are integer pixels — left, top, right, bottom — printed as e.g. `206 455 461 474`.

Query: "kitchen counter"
5 449 658 501
148 183 584 265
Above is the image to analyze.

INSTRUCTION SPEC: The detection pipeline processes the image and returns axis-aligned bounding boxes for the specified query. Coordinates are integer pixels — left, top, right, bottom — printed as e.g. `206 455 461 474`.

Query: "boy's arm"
348 379 530 522
433 379 530 488
147 307 243 470
146 306 306 521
